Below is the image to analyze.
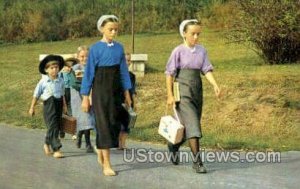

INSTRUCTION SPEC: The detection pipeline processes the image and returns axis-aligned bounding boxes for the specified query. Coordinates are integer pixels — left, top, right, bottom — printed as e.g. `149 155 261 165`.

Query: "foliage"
228 0 300 64
0 0 205 43
200 0 240 29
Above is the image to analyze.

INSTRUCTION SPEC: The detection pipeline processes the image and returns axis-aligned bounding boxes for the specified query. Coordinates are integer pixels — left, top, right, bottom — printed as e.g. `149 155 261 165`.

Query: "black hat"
39 55 64 74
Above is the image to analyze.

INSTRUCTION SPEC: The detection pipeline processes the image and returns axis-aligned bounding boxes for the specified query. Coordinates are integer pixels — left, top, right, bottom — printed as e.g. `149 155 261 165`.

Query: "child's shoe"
53 151 64 158
86 145 94 153
76 138 82 148
59 132 65 139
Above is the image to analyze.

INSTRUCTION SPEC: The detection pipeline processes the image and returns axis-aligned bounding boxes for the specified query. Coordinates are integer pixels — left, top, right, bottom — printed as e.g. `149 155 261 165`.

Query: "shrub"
228 0 300 64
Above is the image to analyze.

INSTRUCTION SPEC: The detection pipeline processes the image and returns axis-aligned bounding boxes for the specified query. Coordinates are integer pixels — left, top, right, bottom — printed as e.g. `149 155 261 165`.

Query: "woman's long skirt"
175 69 203 139
92 65 123 148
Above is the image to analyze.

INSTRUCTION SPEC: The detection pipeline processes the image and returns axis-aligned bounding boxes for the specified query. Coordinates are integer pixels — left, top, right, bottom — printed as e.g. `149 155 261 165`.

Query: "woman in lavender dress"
165 19 221 173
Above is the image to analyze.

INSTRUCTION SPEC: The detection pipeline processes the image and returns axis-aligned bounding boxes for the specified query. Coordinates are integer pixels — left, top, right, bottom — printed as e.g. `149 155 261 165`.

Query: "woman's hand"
123 90 132 108
167 95 175 107
213 85 221 98
81 96 90 112
204 72 221 99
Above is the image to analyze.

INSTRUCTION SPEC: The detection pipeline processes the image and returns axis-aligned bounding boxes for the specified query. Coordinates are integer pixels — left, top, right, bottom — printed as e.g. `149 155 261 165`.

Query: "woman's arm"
166 75 175 106
204 72 221 98
124 90 132 108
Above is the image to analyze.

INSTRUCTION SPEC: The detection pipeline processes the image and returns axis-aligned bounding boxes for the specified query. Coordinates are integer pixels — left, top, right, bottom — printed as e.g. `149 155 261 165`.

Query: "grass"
0 30 299 151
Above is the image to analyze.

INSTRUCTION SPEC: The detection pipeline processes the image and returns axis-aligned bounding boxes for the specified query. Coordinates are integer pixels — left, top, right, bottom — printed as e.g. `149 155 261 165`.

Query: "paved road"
0 124 299 189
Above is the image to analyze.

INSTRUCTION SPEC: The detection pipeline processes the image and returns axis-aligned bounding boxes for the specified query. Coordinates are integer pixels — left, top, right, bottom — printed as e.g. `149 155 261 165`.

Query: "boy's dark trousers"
43 96 63 151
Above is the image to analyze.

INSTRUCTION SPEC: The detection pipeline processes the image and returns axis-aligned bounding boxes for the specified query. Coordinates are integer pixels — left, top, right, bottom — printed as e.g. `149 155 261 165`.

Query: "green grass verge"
0 30 299 151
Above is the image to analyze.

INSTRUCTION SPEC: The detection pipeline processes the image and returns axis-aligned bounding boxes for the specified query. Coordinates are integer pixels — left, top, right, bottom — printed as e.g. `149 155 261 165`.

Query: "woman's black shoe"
192 162 207 173
167 143 179 165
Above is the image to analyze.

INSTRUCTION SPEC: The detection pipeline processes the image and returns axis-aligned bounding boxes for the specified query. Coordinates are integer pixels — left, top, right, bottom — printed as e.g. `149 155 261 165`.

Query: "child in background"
118 52 137 150
70 46 95 153
59 57 78 138
29 55 67 158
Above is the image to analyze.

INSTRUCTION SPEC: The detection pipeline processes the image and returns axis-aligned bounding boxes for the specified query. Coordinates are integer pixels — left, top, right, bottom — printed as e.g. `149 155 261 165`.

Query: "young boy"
29 55 67 158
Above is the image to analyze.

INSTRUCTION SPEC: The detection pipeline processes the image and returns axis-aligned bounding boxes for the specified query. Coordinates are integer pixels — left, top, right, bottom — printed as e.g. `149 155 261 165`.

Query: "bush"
228 0 300 64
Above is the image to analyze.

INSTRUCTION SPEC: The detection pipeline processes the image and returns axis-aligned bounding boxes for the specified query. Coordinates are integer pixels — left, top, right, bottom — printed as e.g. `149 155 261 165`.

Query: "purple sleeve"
165 49 178 76
200 50 213 75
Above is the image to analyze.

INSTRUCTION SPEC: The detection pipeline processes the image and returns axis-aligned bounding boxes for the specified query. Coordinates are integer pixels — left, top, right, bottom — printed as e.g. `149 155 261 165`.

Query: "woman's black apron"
92 65 123 148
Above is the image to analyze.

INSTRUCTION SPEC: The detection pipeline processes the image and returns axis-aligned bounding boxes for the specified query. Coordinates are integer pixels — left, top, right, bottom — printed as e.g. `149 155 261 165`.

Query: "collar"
183 43 196 53
107 42 114 47
46 75 60 82
100 40 114 47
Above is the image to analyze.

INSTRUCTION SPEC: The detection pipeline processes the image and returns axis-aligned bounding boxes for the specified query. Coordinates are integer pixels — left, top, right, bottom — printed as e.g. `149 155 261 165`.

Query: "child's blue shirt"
60 71 72 88
33 75 65 101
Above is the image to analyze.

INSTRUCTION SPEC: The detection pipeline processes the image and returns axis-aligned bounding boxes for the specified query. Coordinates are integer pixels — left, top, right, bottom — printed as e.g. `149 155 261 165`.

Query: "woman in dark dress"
80 15 132 176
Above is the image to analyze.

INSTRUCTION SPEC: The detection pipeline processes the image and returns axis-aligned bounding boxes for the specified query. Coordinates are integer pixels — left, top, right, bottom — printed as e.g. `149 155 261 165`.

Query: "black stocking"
84 129 91 146
77 130 84 140
188 137 201 163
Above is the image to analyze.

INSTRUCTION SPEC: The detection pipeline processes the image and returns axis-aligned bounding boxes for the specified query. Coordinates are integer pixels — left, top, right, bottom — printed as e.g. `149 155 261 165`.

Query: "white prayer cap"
179 19 198 37
97 15 119 30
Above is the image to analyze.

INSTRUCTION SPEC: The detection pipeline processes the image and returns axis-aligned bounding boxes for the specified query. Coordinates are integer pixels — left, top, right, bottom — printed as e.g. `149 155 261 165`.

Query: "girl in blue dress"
70 46 95 153
80 15 132 176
